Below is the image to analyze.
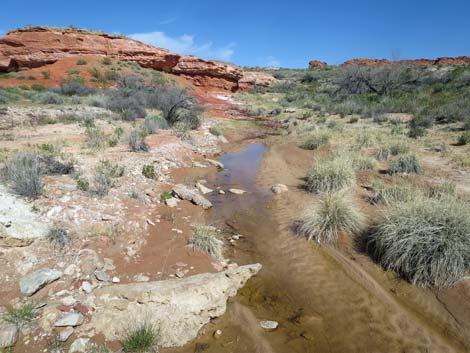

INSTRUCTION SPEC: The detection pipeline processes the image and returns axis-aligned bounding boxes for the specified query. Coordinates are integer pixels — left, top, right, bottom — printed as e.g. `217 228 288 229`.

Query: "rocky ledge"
83 263 262 347
0 26 274 91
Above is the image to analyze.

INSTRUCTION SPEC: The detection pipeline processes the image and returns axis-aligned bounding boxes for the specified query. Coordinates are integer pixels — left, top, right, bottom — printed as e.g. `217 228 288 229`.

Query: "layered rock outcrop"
238 71 277 91
0 27 273 91
340 56 470 67
308 60 328 69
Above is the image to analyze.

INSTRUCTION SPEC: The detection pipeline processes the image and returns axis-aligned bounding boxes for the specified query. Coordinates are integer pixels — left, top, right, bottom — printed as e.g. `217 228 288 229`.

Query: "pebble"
112 277 120 283
229 188 247 195
55 312 84 327
213 329 222 339
58 327 74 342
175 271 185 278
218 190 225 195
94 270 110 282
0 323 18 348
81 281 92 294
271 184 288 194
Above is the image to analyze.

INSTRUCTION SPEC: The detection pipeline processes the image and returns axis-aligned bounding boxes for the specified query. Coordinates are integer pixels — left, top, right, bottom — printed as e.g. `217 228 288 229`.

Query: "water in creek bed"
175 142 466 353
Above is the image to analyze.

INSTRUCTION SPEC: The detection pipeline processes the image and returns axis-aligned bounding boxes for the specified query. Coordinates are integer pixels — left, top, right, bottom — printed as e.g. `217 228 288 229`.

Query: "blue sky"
1 0 469 68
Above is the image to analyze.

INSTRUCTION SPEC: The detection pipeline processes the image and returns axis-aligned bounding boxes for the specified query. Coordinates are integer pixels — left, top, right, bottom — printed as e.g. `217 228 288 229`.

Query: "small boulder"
229 188 247 195
69 338 89 353
205 159 224 169
94 270 110 282
285 108 297 113
20 268 62 296
271 184 288 194
196 182 213 195
58 326 74 342
165 197 179 208
55 312 84 327
260 320 279 330
172 184 212 210
0 323 18 348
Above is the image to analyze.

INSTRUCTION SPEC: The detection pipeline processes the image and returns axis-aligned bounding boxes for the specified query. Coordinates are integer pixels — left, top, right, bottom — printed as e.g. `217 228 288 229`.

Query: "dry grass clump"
296 192 363 244
301 131 330 150
5 152 43 197
188 225 223 260
366 197 470 287
369 181 418 205
305 156 355 193
388 153 421 174
352 156 376 171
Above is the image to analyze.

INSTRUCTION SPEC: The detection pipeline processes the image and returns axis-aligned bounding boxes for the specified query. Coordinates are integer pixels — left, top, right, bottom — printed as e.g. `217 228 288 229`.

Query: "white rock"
260 320 279 330
218 190 225 195
0 323 18 348
58 326 74 342
55 313 84 327
195 182 213 195
20 268 63 296
112 277 120 283
61 296 77 306
81 281 92 294
64 264 79 276
205 159 224 169
69 338 89 353
229 188 247 195
134 274 150 282
165 197 179 208
271 184 288 194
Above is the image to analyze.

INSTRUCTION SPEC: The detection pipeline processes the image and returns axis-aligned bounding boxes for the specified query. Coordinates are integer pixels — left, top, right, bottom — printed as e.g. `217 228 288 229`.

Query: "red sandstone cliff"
0 26 273 91
340 57 470 67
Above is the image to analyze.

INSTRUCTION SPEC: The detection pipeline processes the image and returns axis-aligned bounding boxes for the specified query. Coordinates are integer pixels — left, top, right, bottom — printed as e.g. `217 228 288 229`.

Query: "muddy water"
177 141 470 353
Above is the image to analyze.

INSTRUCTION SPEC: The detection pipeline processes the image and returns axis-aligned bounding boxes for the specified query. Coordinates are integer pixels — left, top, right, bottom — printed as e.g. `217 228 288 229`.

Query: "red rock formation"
308 60 328 69
339 56 470 67
0 26 273 91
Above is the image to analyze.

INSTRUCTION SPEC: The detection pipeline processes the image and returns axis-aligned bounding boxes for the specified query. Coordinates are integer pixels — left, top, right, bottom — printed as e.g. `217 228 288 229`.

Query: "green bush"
388 154 421 174
305 156 355 193
142 164 156 179
142 115 168 134
189 225 223 260
41 71 51 79
457 131 470 145
160 191 172 201
301 131 330 150
296 192 363 244
76 59 88 65
4 302 38 328
93 160 124 196
85 126 106 150
76 178 90 192
209 125 223 136
5 152 43 197
31 83 46 91
127 129 149 152
367 197 470 287
121 322 159 353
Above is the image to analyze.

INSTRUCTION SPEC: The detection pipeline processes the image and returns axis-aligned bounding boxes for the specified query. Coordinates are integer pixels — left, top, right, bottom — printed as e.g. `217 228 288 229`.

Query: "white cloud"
129 31 235 61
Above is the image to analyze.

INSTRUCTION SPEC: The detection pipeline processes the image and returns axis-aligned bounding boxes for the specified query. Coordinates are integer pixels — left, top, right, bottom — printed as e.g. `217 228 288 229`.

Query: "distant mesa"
0 26 274 92
308 56 470 68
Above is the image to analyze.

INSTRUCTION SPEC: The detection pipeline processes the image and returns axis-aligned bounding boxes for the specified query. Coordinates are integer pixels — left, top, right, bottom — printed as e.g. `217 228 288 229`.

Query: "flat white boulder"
0 185 49 245
20 268 62 296
85 263 261 348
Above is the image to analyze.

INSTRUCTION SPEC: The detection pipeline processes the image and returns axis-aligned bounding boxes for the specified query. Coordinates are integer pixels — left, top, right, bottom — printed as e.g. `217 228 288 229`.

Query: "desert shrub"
408 125 427 138
31 83 46 91
67 69 80 75
301 131 330 150
457 131 470 145
5 152 43 197
93 160 124 196
121 322 159 353
348 116 359 123
76 178 90 192
296 192 363 244
127 129 149 152
388 154 421 174
59 82 96 96
425 180 457 199
108 127 124 147
305 156 355 193
85 126 106 150
47 225 70 249
76 59 87 65
19 84 30 90
36 91 64 105
369 181 418 205
39 155 74 175
209 125 223 136
189 225 223 260
101 57 112 66
142 115 168 134
366 197 470 287
88 94 107 108
375 143 409 161
352 156 376 171
4 302 38 328
354 129 373 148
160 191 172 201
142 164 156 179
105 88 147 120
41 71 51 79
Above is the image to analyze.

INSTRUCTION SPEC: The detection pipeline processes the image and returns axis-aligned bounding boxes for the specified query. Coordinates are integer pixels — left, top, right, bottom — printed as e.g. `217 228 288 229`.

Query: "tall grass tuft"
189 225 223 260
5 152 43 197
388 153 421 174
366 197 470 287
121 322 159 353
305 156 355 193
296 192 363 244
301 131 330 150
